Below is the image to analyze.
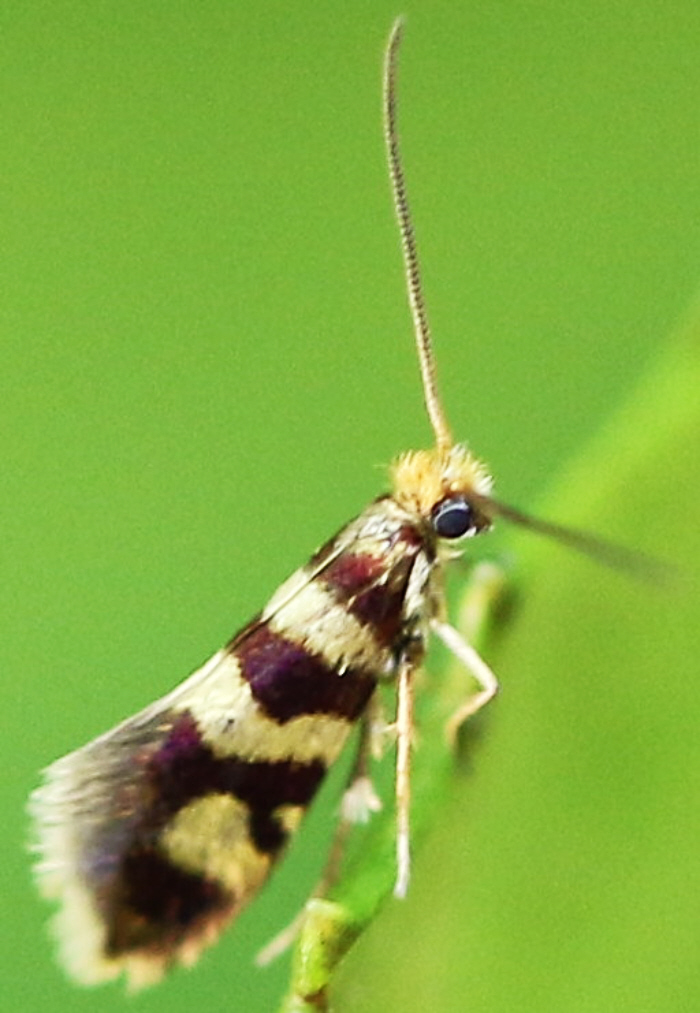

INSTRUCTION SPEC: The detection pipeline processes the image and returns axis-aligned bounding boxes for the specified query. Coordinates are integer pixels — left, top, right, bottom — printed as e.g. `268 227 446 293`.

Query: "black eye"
431 496 476 539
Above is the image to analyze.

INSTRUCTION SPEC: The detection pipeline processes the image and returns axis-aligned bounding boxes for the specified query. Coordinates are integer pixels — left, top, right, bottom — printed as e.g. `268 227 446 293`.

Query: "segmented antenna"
383 17 453 455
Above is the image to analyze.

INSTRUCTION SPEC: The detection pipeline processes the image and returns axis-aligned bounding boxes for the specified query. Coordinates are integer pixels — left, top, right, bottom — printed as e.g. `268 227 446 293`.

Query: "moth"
29 16 639 993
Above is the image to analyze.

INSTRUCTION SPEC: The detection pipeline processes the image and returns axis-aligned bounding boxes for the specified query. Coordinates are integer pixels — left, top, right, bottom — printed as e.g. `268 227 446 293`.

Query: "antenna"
383 22 666 585
383 17 454 456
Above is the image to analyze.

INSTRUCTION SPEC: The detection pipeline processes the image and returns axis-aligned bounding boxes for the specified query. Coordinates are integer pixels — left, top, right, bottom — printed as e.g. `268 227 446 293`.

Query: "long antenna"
383 17 453 455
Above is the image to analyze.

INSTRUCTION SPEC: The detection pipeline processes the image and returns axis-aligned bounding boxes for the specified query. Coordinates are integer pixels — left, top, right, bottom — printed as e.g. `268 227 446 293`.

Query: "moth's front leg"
432 619 499 742
431 560 508 744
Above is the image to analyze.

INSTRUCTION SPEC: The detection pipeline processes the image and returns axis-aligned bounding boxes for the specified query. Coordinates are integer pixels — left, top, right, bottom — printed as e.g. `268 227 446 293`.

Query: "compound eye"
431 496 476 539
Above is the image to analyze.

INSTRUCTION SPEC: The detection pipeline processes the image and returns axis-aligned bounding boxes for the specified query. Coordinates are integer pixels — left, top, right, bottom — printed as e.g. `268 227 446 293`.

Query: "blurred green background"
3 2 699 1011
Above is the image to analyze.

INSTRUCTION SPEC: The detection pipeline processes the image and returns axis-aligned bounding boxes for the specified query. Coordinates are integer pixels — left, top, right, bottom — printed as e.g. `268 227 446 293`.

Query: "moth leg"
393 658 415 899
431 618 499 745
340 692 384 822
256 706 381 967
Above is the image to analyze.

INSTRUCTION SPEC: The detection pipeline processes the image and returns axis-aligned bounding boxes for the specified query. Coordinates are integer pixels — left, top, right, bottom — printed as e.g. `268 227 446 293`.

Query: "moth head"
390 445 493 540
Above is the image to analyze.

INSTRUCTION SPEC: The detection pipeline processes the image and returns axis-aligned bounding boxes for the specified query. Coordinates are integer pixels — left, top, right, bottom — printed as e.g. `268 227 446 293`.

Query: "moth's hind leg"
308 698 384 901
255 702 383 967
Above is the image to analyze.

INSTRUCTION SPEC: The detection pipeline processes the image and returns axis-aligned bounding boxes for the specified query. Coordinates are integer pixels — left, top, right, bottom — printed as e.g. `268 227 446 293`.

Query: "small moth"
29 17 636 992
